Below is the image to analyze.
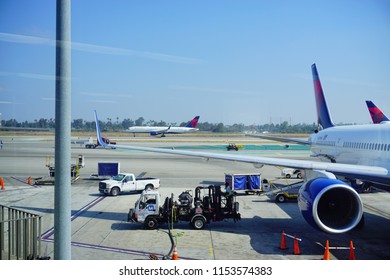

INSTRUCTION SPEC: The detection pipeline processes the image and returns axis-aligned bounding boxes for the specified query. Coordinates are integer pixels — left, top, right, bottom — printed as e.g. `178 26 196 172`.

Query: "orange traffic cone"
279 230 288 250
171 245 179 260
323 240 330 260
27 176 31 185
293 234 301 255
0 177 4 190
348 241 356 260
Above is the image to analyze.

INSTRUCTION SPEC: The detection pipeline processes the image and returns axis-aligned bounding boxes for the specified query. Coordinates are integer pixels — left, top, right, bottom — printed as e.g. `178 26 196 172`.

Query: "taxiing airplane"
94 64 389 234
366 100 390 124
126 116 200 136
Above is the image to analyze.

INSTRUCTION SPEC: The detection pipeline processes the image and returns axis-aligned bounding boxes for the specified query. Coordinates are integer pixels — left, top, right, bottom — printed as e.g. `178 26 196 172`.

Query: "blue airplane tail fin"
185 116 200 128
366 101 390 123
312 64 335 129
94 110 108 147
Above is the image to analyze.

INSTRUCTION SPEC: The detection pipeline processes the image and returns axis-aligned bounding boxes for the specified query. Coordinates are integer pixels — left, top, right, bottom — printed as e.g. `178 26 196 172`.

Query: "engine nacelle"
150 131 159 136
298 178 363 234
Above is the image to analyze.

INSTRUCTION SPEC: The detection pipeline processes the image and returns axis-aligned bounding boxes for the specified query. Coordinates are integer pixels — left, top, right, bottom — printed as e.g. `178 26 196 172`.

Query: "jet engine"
298 178 363 234
150 131 158 136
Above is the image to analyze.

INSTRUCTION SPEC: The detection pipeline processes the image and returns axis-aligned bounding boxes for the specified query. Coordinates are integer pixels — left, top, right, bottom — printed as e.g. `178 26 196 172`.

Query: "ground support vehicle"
225 173 262 194
274 191 298 203
281 168 303 179
258 181 302 203
35 155 84 185
85 137 116 149
99 173 160 196
128 185 241 230
226 143 243 151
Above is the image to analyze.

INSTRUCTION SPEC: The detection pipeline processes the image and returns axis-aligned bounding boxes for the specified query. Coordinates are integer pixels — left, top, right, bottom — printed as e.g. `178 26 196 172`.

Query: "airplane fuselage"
310 123 390 184
127 126 198 134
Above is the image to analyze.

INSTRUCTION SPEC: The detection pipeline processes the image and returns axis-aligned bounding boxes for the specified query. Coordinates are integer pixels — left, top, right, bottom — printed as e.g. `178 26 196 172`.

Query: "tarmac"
0 135 389 260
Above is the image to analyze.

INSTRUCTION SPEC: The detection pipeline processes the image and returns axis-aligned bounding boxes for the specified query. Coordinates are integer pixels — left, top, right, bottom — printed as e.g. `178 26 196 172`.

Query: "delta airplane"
366 100 390 124
126 116 200 136
94 64 389 234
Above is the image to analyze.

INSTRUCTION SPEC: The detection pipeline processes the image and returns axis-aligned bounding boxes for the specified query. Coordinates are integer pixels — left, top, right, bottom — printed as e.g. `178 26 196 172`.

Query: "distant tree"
72 119 84 130
0 115 320 134
157 120 168 126
4 119 19 127
121 118 134 130
213 123 225 133
135 117 144 126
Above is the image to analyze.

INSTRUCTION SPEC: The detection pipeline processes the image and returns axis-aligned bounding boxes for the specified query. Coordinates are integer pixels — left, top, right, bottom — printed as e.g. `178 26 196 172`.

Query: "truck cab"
99 173 160 196
129 190 161 229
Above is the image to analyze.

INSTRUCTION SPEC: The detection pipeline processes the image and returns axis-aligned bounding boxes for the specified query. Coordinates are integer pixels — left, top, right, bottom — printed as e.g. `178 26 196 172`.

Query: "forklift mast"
194 185 232 218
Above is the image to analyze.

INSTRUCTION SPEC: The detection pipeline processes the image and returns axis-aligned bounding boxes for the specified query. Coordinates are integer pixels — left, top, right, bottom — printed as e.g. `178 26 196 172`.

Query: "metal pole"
54 0 71 260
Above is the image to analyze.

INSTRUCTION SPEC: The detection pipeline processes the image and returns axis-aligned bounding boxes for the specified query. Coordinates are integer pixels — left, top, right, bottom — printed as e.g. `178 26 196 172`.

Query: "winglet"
94 110 108 147
366 100 390 123
312 64 334 129
186 116 200 128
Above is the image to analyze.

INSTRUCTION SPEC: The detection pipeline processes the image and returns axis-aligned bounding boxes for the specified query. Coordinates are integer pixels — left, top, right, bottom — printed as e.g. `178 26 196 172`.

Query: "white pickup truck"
98 173 160 196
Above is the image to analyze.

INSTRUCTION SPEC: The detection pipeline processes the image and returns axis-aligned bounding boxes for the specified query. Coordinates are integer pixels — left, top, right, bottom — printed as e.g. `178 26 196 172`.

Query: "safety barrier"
0 204 42 260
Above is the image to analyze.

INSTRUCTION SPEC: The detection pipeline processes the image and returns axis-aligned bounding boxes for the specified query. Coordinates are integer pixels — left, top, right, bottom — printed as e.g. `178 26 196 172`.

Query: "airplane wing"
95 111 387 180
245 134 310 145
95 110 389 234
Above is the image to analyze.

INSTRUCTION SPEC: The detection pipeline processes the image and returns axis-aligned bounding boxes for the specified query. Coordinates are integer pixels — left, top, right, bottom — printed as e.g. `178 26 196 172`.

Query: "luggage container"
224 173 261 194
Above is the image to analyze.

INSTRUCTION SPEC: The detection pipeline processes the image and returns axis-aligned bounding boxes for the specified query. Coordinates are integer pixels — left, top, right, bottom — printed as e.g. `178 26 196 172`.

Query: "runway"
0 135 389 260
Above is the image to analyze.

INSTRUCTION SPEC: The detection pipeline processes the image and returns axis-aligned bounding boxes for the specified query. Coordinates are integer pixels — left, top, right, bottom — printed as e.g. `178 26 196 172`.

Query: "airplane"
366 100 390 124
247 100 390 144
94 64 390 234
126 116 200 136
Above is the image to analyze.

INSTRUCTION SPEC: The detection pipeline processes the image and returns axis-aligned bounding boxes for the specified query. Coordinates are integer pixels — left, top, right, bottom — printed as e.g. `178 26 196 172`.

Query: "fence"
0 204 42 260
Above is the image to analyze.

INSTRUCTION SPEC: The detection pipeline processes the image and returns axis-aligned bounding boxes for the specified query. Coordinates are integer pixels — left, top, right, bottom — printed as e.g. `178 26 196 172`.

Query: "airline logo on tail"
366 101 389 124
186 116 200 128
312 64 334 129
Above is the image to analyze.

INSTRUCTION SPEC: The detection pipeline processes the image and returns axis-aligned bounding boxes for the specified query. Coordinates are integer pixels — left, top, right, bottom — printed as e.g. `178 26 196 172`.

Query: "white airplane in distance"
126 116 200 136
94 64 390 234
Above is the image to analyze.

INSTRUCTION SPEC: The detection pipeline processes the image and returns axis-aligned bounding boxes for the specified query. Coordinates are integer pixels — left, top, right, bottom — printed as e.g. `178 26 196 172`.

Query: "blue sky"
0 0 389 125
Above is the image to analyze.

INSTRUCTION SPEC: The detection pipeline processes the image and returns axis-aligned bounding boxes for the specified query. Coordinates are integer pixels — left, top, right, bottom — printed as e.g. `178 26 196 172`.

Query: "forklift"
128 185 241 230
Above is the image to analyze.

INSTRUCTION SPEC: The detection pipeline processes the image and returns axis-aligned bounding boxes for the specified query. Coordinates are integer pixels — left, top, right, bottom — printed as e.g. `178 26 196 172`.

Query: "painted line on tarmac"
71 195 106 221
10 176 41 188
41 196 106 240
364 204 390 219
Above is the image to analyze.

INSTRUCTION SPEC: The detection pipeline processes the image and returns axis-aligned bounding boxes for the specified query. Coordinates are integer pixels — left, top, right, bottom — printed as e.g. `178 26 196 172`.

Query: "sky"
0 0 389 126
